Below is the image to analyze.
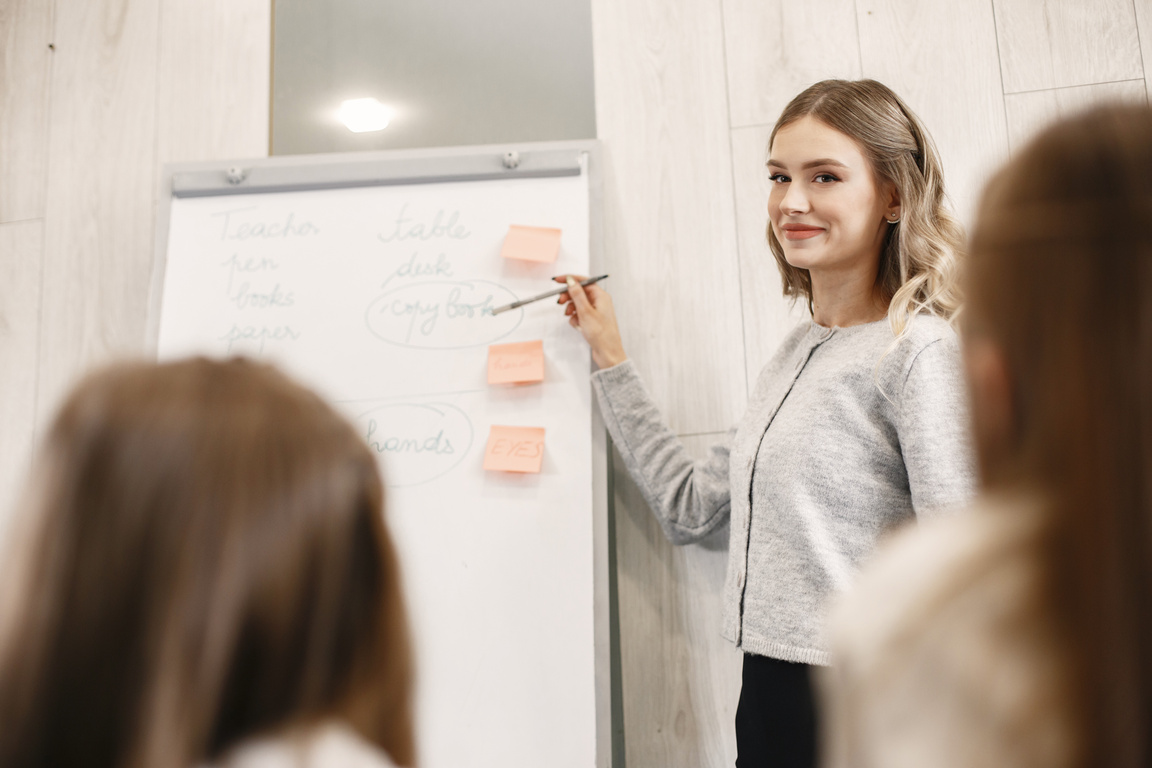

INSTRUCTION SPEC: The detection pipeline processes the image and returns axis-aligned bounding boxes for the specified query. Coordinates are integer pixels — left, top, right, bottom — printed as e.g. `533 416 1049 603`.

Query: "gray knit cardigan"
591 315 975 665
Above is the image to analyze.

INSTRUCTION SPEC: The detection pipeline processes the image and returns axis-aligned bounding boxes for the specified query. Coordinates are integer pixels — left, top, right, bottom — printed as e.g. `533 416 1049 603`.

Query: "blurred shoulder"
834 494 1039 651
204 720 398 768
825 494 1074 768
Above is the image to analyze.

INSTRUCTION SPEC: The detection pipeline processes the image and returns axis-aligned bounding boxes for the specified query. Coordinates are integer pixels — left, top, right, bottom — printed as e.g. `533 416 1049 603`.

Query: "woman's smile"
780 223 825 241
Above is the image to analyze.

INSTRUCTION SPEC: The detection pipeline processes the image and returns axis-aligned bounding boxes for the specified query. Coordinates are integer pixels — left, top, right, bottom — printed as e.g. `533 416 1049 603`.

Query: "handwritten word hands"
555 275 628 370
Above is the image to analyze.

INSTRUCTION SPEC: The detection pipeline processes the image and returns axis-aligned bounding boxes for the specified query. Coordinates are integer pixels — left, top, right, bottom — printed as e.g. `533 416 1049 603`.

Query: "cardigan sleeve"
591 360 732 544
895 334 976 518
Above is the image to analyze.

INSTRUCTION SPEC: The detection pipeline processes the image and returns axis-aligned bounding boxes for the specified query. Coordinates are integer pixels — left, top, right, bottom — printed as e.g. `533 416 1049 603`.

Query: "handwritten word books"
487 340 545 385
500 225 562 263
483 425 545 473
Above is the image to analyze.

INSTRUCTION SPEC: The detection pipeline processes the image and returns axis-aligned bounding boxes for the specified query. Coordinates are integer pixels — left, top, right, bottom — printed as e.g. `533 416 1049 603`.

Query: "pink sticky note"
483 426 545 473
500 225 562 263
488 340 545 385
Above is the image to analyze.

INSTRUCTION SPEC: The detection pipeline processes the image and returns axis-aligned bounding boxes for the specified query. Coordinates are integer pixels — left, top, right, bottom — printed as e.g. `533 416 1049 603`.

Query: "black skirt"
734 653 818 768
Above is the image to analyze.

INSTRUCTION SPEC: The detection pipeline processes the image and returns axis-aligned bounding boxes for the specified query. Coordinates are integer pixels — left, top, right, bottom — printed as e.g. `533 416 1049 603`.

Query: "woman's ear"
885 184 902 222
963 336 1015 484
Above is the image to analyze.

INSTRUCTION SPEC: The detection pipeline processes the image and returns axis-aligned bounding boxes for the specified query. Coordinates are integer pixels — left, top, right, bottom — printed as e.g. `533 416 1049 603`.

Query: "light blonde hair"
0 358 414 768
767 79 964 336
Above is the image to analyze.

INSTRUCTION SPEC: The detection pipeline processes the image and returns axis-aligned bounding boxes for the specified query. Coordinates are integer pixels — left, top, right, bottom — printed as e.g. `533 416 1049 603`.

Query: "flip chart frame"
147 140 614 767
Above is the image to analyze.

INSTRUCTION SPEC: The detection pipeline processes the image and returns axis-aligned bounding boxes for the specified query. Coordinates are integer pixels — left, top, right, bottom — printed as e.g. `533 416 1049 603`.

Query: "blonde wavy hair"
767 79 964 336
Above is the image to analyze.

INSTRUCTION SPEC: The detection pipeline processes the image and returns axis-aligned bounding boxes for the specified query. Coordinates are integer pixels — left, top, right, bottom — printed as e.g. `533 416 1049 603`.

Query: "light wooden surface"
721 0 861 129
856 0 1010 222
157 0 271 164
0 0 53 224
1004 79 1149 153
590 0 748 436
0 221 43 538
994 0 1143 93
614 433 742 768
36 0 163 426
1137 0 1152 102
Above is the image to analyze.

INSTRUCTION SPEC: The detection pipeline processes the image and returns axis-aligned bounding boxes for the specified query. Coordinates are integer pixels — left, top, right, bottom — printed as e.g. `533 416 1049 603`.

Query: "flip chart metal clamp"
225 167 249 185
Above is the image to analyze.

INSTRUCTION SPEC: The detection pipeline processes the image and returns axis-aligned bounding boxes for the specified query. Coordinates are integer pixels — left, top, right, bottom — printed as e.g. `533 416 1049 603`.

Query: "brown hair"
0 358 414 768
967 103 1152 766
768 79 964 335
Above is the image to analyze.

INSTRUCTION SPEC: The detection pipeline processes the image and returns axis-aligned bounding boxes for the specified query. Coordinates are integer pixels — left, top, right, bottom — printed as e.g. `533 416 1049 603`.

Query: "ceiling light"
338 98 394 133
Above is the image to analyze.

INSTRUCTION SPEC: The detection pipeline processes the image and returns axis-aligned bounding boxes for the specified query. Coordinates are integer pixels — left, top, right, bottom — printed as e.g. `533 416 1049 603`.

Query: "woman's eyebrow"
766 158 850 170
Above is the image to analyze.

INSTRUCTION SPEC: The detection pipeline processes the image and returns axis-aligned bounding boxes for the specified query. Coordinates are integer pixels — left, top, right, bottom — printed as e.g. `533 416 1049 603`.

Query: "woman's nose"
778 183 809 215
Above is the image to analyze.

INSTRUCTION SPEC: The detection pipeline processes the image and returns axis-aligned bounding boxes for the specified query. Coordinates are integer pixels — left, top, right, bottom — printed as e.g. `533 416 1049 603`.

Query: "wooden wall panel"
0 0 53 224
993 0 1142 94
1134 0 1152 102
590 0 747 435
36 0 163 426
721 0 861 129
1004 79 1148 154
729 125 807 391
857 0 1009 223
614 433 741 768
0 221 43 538
157 0 271 164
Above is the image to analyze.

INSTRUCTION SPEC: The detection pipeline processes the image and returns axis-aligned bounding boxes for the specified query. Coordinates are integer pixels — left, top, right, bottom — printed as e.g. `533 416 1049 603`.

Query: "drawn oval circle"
365 280 523 349
358 402 474 487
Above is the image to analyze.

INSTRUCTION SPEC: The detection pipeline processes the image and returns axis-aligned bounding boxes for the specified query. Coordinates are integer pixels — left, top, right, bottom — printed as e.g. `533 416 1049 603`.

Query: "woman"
559 79 974 766
0 358 413 768
823 104 1152 768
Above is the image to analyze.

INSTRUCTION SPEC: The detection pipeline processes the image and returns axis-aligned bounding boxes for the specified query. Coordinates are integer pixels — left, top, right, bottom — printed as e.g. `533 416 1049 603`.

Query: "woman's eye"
814 173 839 183
768 173 789 183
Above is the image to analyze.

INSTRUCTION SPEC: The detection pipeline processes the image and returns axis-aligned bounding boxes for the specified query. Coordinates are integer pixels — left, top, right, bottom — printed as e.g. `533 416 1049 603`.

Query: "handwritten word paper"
483 425 545 473
488 340 545 385
500 225 562 263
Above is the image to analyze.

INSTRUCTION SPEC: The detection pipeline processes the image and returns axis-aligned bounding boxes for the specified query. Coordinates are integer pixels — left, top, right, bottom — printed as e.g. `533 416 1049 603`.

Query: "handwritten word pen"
489 274 610 316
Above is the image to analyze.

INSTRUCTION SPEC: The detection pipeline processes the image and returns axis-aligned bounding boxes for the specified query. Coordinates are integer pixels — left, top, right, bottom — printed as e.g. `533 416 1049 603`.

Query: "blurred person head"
767 79 964 334
965 103 1152 767
0 358 414 768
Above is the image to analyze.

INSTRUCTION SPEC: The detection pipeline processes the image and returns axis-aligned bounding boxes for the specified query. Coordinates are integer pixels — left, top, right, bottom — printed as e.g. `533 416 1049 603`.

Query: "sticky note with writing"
500 225 562 263
483 425 545 473
488 340 545 385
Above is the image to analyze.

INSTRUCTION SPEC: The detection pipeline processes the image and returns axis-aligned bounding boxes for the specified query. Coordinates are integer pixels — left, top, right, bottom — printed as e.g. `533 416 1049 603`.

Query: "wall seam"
715 0 751 403
30 0 61 445
988 0 1014 154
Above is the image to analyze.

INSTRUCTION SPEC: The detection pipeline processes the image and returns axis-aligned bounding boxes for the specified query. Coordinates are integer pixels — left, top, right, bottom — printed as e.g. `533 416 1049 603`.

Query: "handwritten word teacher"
558 79 974 768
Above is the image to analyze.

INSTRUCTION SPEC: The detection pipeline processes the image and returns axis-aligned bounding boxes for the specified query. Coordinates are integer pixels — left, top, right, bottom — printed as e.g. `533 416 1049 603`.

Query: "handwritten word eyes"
489 438 543 459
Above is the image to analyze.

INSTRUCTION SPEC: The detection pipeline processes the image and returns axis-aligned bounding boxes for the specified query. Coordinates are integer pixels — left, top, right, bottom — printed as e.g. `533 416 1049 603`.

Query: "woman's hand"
556 276 628 370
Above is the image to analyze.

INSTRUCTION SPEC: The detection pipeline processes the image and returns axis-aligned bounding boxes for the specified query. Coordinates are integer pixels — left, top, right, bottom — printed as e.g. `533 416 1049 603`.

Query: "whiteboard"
149 143 610 768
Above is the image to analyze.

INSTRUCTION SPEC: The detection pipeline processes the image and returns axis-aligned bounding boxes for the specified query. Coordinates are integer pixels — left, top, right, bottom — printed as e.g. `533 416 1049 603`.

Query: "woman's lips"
781 224 824 241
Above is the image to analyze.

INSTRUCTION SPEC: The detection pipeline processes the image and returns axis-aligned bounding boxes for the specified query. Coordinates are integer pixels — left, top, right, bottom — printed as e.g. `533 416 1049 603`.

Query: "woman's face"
767 116 897 276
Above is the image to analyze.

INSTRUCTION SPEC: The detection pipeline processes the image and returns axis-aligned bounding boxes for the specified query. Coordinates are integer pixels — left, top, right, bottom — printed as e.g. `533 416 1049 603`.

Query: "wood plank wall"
0 1 1148 766
0 0 269 533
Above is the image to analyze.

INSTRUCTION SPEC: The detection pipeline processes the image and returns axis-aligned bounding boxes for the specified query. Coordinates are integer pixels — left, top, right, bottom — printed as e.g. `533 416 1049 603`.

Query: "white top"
822 496 1074 768
202 721 398 768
